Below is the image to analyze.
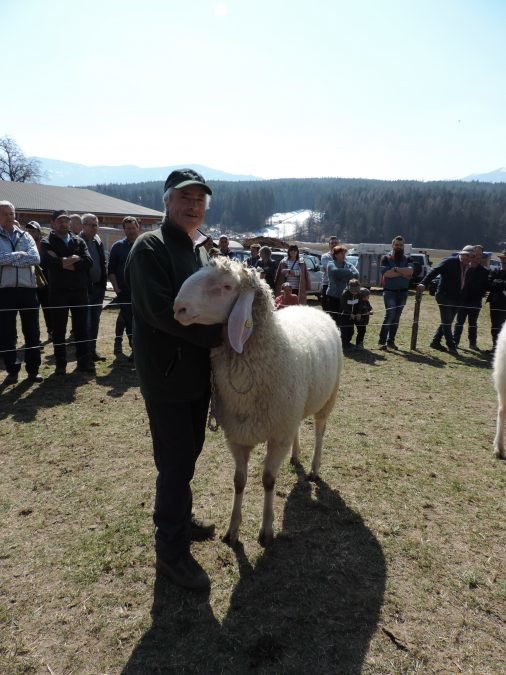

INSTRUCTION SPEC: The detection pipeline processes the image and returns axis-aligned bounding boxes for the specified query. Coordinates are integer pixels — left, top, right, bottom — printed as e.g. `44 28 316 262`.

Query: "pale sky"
2 0 505 181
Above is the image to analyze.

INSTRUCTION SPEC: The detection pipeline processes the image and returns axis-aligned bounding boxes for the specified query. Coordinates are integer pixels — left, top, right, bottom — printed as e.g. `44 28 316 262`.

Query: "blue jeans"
379 289 408 344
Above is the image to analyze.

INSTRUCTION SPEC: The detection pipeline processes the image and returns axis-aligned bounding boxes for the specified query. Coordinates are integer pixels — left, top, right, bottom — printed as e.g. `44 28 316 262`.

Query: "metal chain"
207 369 220 432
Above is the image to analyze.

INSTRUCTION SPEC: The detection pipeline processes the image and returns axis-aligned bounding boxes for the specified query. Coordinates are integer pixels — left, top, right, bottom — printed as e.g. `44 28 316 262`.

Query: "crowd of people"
0 201 140 383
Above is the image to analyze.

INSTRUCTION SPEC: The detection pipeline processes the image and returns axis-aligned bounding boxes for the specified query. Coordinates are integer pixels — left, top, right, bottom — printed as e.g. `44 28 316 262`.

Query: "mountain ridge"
33 157 261 187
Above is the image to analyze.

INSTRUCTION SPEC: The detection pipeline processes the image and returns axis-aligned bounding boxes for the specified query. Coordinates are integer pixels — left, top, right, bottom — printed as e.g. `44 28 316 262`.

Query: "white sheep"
493 321 506 459
174 257 343 546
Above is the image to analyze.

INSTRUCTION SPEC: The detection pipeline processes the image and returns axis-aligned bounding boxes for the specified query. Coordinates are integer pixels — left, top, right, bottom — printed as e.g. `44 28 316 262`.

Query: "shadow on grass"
95 358 138 398
0 372 82 423
123 475 385 673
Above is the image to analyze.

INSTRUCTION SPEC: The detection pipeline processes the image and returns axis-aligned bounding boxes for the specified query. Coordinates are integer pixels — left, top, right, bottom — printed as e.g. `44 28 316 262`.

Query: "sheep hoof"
223 530 239 547
494 448 506 460
258 528 273 547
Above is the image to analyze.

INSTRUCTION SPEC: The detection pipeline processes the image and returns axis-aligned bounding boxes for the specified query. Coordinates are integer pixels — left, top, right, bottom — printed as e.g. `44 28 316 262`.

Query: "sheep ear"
228 289 255 353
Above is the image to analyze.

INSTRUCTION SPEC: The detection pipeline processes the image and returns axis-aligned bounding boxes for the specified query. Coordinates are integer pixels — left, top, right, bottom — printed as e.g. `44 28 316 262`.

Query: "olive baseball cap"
164 169 212 196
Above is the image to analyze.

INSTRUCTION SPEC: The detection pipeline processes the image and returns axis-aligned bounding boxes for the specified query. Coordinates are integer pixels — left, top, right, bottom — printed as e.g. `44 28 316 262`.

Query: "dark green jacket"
125 221 222 402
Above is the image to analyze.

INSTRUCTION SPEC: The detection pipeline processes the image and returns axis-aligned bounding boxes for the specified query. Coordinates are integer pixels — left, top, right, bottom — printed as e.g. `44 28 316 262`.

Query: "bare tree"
0 136 43 182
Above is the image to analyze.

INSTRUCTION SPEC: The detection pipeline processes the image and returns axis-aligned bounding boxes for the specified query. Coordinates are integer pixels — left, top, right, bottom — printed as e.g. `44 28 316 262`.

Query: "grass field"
1 289 505 674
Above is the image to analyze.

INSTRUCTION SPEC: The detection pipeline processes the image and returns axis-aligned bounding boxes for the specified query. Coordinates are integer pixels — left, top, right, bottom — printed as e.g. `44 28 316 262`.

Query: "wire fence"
0 294 502 357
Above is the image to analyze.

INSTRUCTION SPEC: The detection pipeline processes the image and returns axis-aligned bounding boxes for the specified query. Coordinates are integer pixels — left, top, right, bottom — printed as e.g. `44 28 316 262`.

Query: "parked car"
410 252 432 285
489 259 501 272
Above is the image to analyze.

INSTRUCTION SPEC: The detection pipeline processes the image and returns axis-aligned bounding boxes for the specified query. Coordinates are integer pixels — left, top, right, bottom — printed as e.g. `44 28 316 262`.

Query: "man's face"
83 218 99 239
392 239 404 254
167 185 207 234
0 205 16 230
70 216 82 234
219 236 229 252
251 247 260 257
53 216 71 236
124 221 140 242
27 228 41 243
328 238 338 251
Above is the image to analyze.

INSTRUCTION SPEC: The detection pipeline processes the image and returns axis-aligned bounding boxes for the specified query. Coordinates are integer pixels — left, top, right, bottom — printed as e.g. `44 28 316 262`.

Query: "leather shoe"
27 373 43 383
430 342 447 352
4 372 18 385
156 552 210 592
191 515 215 541
92 352 107 362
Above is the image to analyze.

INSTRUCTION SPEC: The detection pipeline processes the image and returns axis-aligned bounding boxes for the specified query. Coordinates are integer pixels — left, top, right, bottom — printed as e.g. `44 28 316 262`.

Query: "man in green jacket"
125 169 222 592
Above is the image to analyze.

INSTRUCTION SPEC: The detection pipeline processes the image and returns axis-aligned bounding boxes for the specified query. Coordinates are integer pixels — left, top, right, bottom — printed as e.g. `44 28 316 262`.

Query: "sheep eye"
223 284 232 291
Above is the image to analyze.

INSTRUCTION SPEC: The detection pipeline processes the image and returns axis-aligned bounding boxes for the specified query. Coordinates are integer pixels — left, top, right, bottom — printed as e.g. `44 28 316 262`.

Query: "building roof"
0 181 163 218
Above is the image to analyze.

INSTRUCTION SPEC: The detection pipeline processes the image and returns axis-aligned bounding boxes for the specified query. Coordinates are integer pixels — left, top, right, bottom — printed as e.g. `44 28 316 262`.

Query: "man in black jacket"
453 245 489 350
125 169 222 592
41 210 94 374
80 213 107 361
417 245 475 354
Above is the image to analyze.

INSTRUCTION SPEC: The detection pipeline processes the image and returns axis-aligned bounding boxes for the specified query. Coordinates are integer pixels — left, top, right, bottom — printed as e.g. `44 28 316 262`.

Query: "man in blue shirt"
108 216 140 359
378 236 413 350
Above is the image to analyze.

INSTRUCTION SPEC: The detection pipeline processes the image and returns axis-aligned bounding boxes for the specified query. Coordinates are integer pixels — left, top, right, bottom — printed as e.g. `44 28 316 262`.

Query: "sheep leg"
309 415 328 480
259 443 288 547
494 398 505 459
289 427 301 466
224 443 252 546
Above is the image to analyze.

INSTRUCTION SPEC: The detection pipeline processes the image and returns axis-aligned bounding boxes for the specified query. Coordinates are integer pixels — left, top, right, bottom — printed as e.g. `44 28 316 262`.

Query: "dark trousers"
453 306 481 346
432 299 459 349
87 285 105 354
145 392 210 563
50 288 89 367
490 305 506 346
0 288 41 376
37 284 53 335
113 292 133 350
321 285 329 311
379 289 408 345
339 318 367 346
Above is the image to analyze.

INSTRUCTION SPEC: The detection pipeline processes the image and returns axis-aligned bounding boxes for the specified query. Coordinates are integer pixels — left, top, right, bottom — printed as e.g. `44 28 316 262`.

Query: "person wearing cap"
40 210 94 375
378 235 414 350
0 201 42 384
453 244 489 350
487 250 506 350
417 245 476 354
341 279 374 351
26 221 53 339
125 169 222 592
80 213 107 362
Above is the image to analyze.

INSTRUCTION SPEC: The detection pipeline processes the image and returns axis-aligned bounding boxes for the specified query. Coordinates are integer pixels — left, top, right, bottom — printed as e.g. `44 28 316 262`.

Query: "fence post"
410 289 423 350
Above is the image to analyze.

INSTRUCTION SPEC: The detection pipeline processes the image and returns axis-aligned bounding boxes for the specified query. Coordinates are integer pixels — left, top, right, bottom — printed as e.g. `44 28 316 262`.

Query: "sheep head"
174 257 263 353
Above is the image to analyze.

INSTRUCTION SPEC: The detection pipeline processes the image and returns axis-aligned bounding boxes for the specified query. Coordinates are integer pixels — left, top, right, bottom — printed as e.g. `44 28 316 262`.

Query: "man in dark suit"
417 245 476 354
41 210 94 375
80 213 107 362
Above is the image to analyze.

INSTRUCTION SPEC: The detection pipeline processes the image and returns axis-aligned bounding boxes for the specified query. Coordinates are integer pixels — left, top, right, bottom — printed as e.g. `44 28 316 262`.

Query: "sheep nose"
173 300 187 321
